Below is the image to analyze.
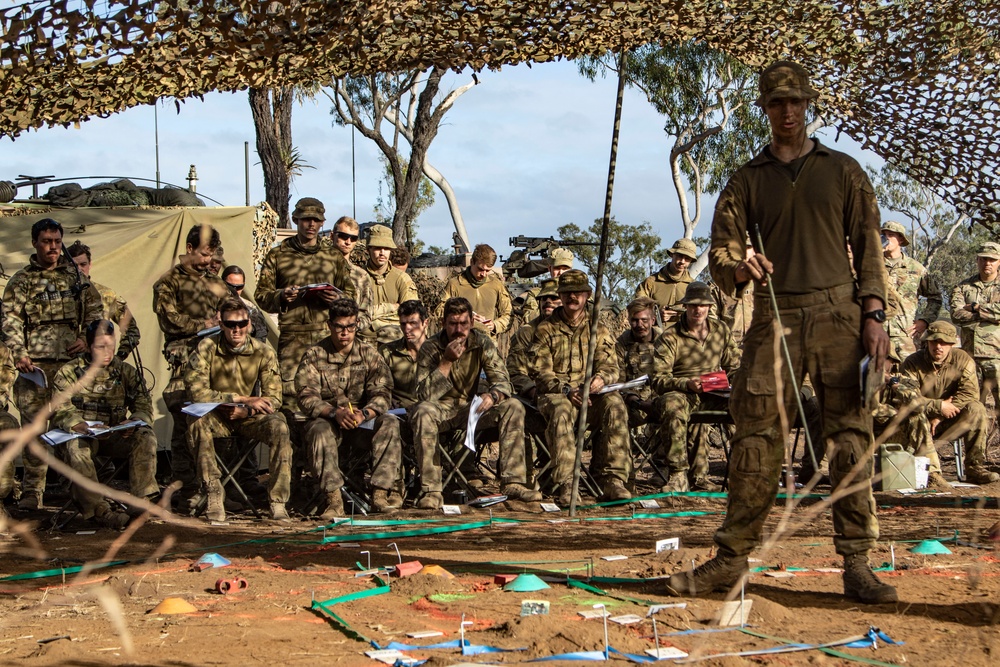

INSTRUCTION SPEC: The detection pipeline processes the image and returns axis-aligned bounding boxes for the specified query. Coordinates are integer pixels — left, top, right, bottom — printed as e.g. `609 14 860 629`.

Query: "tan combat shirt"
634 264 693 316
295 338 391 419
184 334 282 411
900 347 980 419
365 263 419 331
530 307 619 396
651 315 740 395
950 275 1000 362
52 356 153 429
437 269 513 336
416 329 513 404
378 337 421 409
347 262 374 332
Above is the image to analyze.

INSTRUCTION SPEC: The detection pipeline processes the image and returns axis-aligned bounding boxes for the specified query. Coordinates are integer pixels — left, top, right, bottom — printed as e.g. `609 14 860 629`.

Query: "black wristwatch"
862 309 887 323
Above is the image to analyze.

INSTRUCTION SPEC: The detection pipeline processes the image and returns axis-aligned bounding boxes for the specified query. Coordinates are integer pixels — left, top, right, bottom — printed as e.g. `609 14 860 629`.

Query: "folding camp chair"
193 436 264 519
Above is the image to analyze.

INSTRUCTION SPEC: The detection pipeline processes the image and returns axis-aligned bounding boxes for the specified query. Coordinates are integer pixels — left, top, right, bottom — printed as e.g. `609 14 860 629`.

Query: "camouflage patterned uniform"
364 264 419 343
93 281 141 358
531 307 631 490
437 270 513 337
184 335 292 504
3 255 104 504
295 337 400 494
379 338 420 410
0 341 18 502
900 346 989 473
51 357 158 518
616 326 662 427
413 329 528 493
152 260 231 497
884 255 941 360
718 284 754 346
652 315 740 482
709 139 888 559
872 373 939 473
950 272 1000 408
347 262 374 333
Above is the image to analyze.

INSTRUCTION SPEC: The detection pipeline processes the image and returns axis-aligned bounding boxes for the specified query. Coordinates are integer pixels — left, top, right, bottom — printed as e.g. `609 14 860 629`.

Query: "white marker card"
717 599 752 627
609 614 644 625
646 603 687 616
441 505 462 515
637 499 660 509
601 555 628 561
577 609 610 619
365 649 407 665
645 647 689 660
76 530 96 535
406 630 444 639
655 538 680 553
540 502 561 512
763 571 794 578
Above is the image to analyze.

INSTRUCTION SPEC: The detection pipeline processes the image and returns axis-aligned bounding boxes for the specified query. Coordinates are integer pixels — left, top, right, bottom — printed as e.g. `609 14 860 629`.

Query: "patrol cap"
679 281 715 306
292 197 326 221
880 220 910 246
669 238 698 261
755 60 820 108
537 279 560 300
549 247 574 269
922 320 957 344
367 224 397 249
977 242 1000 260
557 269 592 293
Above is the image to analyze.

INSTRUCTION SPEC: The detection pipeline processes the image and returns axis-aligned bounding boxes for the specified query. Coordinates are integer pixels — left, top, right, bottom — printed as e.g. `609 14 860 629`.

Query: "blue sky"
2 60 882 261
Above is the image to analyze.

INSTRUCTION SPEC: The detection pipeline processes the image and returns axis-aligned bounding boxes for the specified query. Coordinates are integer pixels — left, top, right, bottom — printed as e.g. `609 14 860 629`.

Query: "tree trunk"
249 86 294 227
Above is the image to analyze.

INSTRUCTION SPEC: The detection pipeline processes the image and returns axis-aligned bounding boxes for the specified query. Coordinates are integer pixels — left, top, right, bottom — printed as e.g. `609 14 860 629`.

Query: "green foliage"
557 218 669 307
373 155 435 253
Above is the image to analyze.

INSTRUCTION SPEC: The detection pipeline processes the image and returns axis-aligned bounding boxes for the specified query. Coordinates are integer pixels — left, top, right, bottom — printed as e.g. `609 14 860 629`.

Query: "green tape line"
311 576 391 644
313 519 492 544
566 577 658 606
740 628 902 667
0 560 129 582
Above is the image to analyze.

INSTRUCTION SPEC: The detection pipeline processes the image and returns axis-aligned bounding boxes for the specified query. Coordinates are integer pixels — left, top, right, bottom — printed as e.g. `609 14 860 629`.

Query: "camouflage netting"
1 1 998 222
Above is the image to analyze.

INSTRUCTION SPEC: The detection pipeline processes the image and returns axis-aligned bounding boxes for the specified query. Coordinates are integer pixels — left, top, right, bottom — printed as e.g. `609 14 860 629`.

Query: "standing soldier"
521 247 574 323
0 330 18 517
881 221 942 361
717 240 756 346
296 298 403 518
67 241 142 359
437 244 513 338
51 320 158 529
152 224 231 510
531 270 632 505
666 61 896 604
363 225 419 343
950 242 1000 413
635 238 698 325
3 218 103 510
331 216 374 332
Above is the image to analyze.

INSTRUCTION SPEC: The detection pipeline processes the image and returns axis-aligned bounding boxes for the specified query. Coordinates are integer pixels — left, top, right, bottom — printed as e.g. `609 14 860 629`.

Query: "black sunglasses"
227 283 245 291
221 319 250 329
335 231 360 242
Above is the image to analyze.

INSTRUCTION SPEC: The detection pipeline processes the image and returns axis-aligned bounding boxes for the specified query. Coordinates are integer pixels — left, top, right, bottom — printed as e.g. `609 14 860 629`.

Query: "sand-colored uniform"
950 275 1000 408
652 316 739 480
437 270 513 337
616 326 662 427
3 255 104 502
254 236 355 413
709 139 888 559
531 307 630 489
521 285 543 324
413 329 527 493
347 262 374 333
0 342 18 501
900 347 988 471
719 283 754 346
93 281 141 358
184 335 291 503
635 265 693 323
51 357 158 518
364 264 419 343
296 338 400 493
884 255 941 360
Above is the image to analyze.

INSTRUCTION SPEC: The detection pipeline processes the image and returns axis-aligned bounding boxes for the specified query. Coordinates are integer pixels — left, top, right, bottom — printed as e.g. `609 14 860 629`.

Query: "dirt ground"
1 442 999 667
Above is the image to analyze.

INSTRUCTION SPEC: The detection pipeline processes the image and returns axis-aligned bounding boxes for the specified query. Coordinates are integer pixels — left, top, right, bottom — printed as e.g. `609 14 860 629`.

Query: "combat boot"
94 505 131 531
664 553 749 597
691 477 722 492
927 472 951 489
416 491 443 510
501 483 543 502
965 466 1000 485
556 485 580 508
660 473 689 493
17 492 41 511
270 502 290 521
320 492 344 521
205 480 226 522
602 479 631 501
371 489 398 513
386 490 405 510
842 554 897 604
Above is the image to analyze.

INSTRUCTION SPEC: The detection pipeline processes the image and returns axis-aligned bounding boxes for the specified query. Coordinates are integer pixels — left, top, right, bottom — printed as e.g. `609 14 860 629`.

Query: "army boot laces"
842 554 898 604
602 479 632 502
320 492 345 521
965 466 1000 485
205 481 226 522
270 502 290 521
664 554 749 597
660 473 689 493
416 491 443 510
501 483 543 503
371 489 398 513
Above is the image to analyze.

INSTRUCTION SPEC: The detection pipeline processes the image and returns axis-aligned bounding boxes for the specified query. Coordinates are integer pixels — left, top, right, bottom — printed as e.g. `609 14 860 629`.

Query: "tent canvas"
0 205 273 446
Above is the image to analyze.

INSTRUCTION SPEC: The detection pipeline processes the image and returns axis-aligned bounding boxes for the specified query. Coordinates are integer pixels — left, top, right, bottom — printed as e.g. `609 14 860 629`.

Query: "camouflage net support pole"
570 49 627 518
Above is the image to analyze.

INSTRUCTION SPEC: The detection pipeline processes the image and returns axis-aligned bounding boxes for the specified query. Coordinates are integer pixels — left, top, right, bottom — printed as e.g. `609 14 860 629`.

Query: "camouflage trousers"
976 359 1000 415
303 414 402 494
278 328 328 414
873 406 940 473
716 287 879 559
654 391 730 482
0 409 18 500
13 359 65 502
536 392 631 490
932 400 989 470
62 427 159 519
186 411 292 504
410 397 527 494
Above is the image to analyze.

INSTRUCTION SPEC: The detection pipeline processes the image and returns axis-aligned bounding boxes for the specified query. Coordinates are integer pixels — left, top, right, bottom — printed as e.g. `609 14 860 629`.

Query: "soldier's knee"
374 413 401 435
963 401 988 424
828 429 871 472
498 398 524 418
303 417 334 442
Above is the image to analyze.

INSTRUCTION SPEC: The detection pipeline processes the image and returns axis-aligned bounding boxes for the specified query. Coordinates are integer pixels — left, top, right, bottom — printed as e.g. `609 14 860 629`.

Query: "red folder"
701 371 730 392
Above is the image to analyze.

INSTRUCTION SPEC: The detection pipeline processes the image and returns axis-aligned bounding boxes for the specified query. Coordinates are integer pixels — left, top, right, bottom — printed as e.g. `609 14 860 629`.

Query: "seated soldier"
652 281 740 493
51 320 158 529
412 297 541 509
185 299 293 522
297 298 404 519
531 270 632 505
617 297 662 429
380 300 429 411
900 320 1000 484
508 279 561 404
1 332 21 518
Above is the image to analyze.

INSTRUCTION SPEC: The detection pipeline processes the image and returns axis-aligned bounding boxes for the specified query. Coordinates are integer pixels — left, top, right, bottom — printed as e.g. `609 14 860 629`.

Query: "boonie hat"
557 269 592 294
292 197 326 221
880 221 910 247
669 238 698 261
923 320 957 344
549 247 574 269
679 281 715 306
537 279 560 300
367 224 397 249
755 60 820 108
977 242 1000 260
